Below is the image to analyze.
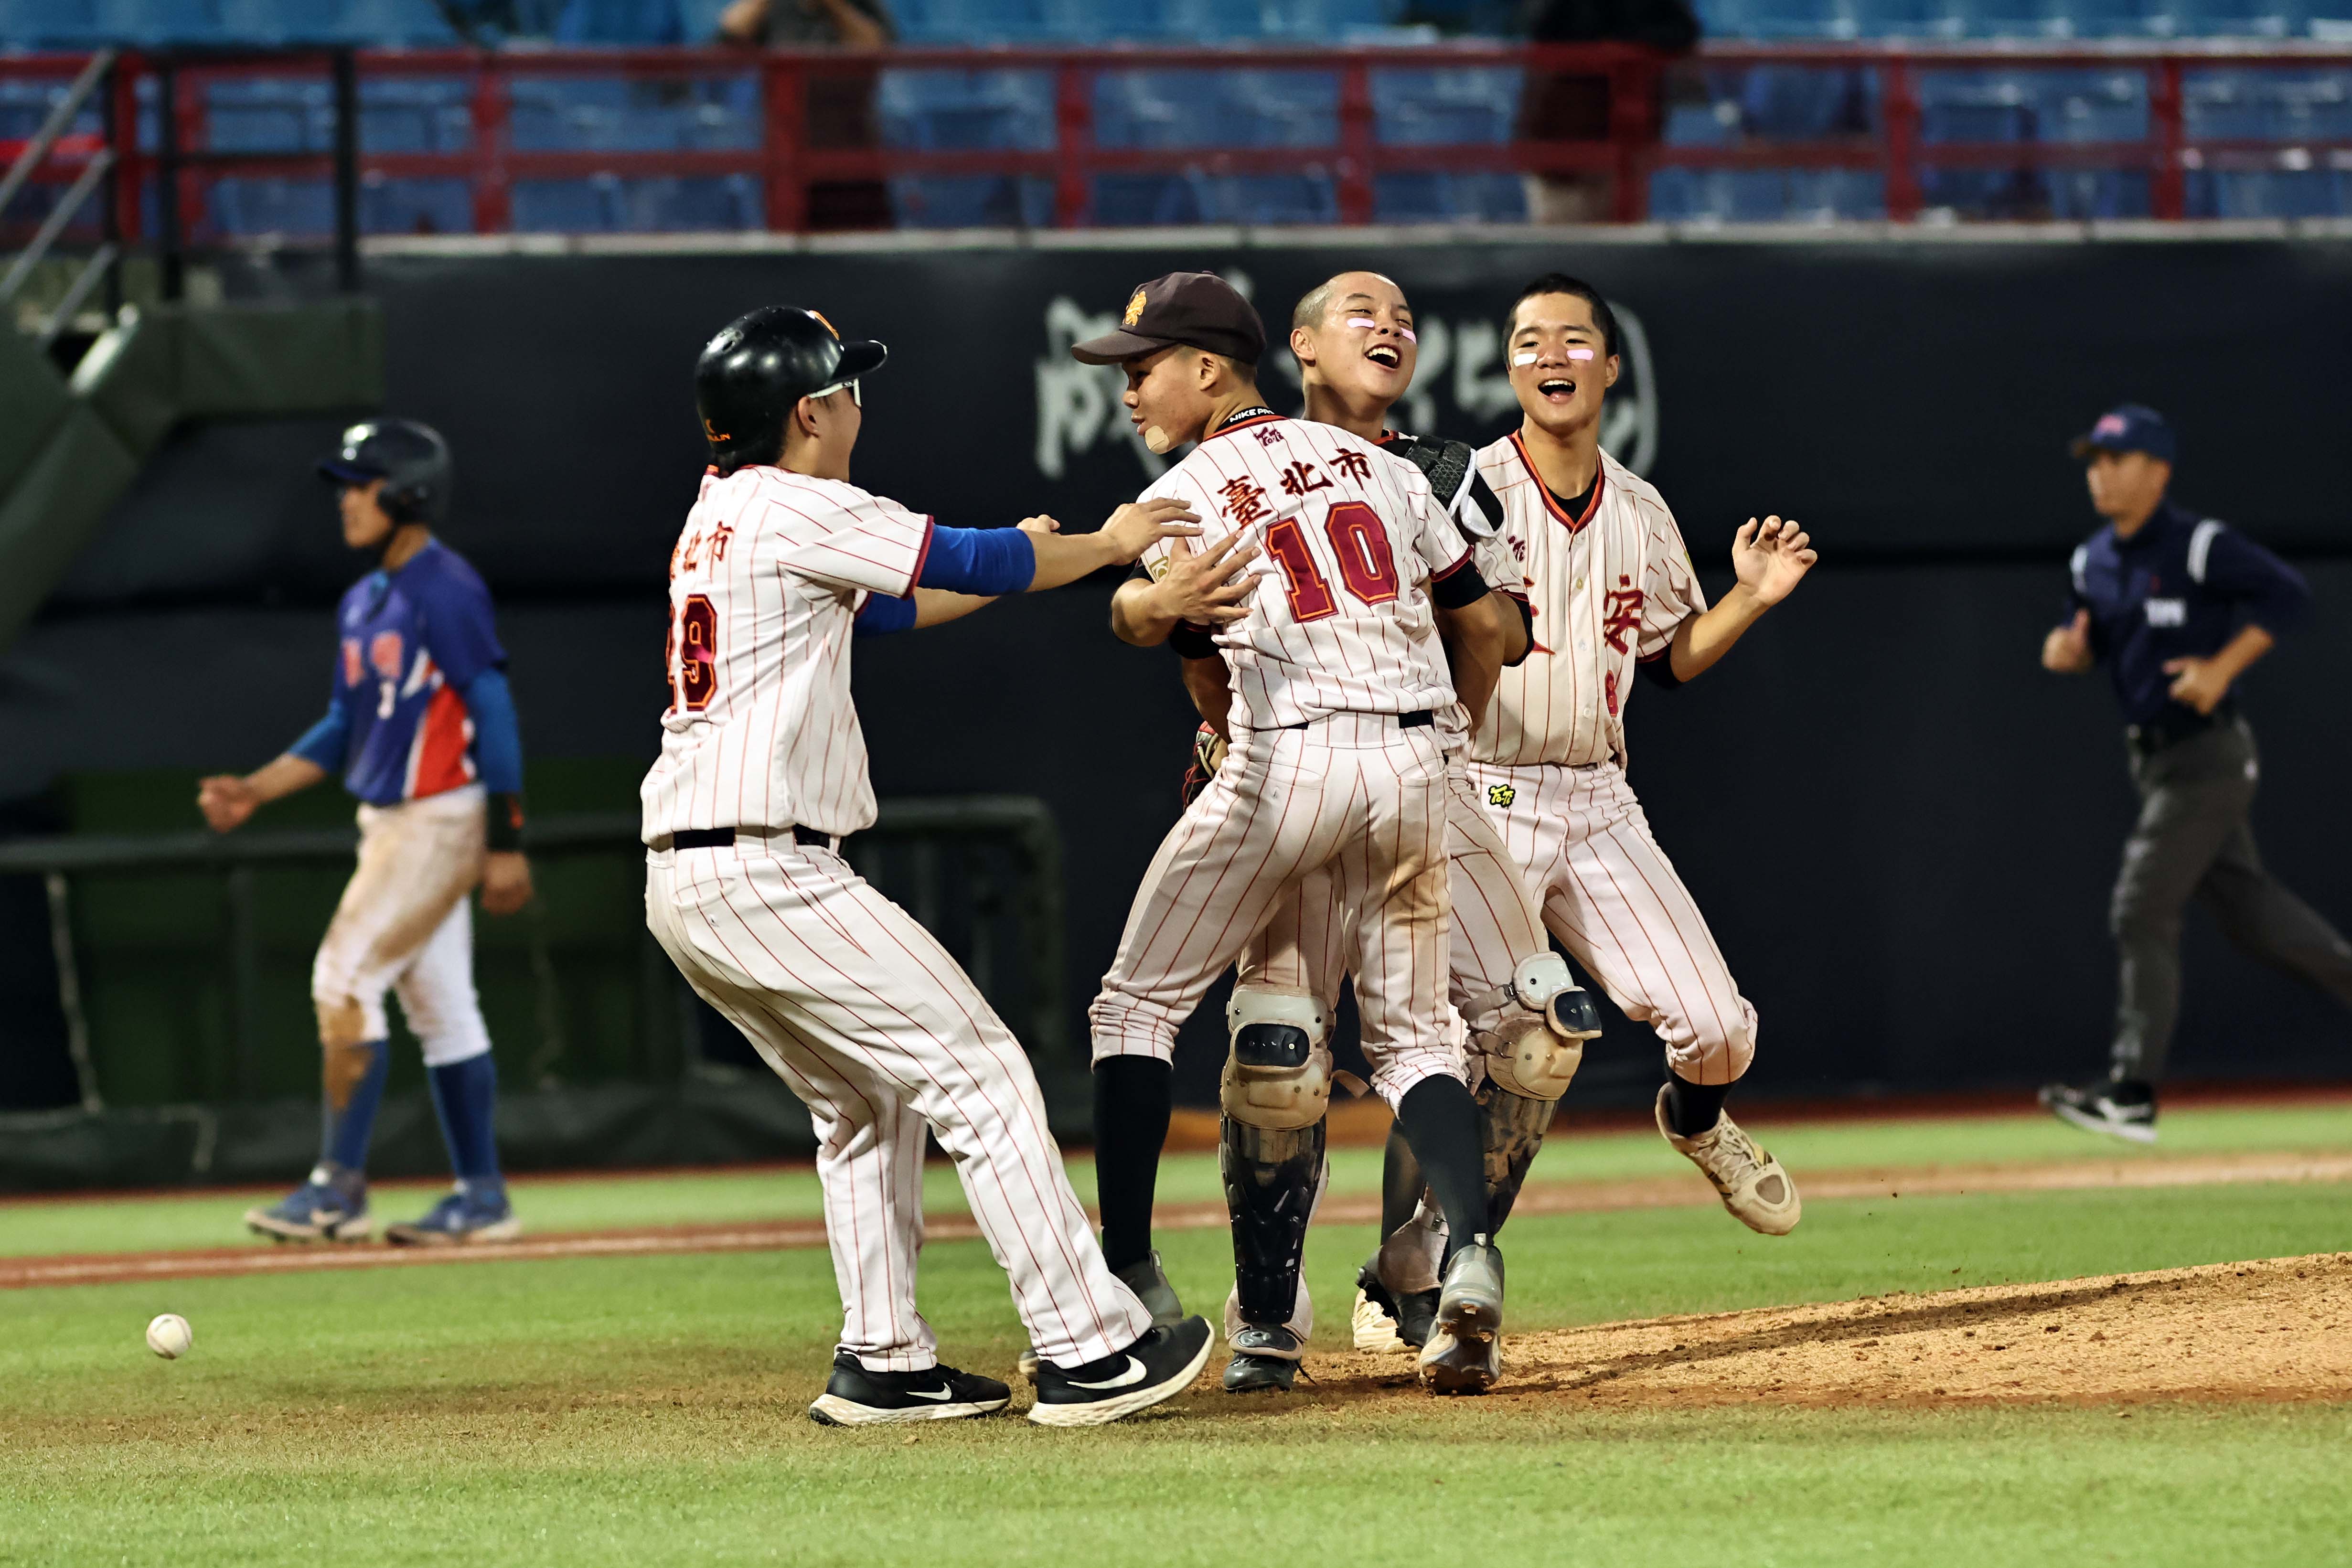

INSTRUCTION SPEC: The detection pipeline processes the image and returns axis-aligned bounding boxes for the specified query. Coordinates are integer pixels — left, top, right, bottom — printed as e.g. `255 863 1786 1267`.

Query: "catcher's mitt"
1180 722 1228 808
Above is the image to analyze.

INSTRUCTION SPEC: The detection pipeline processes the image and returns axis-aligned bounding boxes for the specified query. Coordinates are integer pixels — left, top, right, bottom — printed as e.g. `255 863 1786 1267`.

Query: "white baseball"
145 1313 193 1360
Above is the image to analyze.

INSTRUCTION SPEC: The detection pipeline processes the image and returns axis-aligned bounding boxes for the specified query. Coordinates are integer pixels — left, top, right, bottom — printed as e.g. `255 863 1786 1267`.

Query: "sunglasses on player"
812 378 862 407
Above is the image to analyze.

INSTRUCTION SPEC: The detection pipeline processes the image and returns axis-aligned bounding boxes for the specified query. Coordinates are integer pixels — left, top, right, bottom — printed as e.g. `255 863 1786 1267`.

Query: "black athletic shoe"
1395 1287 1440 1350
806 1351 1012 1427
2040 1079 2157 1145
1029 1315 1214 1427
1222 1325 1303 1393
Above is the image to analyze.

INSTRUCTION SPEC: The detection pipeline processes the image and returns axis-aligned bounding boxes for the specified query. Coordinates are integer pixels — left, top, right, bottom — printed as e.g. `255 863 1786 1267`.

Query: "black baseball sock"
1393 1077 1488 1265
1379 1121 1424 1241
1092 1056 1172 1274
1664 1072 1732 1138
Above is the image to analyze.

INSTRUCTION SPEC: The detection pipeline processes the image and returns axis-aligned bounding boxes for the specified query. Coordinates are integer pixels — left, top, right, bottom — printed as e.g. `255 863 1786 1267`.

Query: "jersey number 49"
665 594 718 714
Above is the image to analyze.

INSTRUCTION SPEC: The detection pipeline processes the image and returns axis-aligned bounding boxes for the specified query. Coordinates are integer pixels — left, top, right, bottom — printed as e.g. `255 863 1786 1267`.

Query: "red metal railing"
6 41 2352 236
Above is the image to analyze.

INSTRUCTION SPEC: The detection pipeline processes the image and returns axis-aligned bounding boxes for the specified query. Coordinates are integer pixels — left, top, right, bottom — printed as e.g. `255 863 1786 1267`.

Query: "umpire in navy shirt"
2038 404 2352 1142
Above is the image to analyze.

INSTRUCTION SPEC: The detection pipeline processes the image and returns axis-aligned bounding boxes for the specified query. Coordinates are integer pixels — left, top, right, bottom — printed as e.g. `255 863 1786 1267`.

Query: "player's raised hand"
197 774 260 834
2043 609 2095 674
1100 497 1202 563
1155 533 1262 628
1732 515 1817 606
480 851 535 916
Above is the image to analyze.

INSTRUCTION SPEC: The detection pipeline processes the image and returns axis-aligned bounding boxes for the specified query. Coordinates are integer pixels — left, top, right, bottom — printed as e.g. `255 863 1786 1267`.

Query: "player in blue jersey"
198 419 535 1245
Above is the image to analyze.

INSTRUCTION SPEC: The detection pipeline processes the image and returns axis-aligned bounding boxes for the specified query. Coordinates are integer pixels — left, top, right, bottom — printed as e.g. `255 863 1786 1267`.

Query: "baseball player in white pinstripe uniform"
1464 273 1817 1233
1110 271 1602 1392
1074 272 1518 1395
642 304 1214 1429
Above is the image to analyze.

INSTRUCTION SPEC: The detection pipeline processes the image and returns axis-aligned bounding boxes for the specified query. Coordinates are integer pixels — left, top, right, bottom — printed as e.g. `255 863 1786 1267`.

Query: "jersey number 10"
1261 500 1401 623
665 594 718 714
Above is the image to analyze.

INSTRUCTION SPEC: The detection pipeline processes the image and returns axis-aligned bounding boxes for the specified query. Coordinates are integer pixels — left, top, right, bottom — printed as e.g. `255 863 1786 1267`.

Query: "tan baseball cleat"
1655 1087 1802 1236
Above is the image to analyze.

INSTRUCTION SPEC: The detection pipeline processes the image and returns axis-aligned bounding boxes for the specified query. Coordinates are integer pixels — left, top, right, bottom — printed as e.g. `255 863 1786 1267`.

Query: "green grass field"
4 1102 2350 1567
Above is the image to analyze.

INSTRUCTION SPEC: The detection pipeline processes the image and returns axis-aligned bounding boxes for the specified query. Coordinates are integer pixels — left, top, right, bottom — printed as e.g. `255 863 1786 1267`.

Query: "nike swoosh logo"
900 1386 955 1401
1064 1356 1146 1391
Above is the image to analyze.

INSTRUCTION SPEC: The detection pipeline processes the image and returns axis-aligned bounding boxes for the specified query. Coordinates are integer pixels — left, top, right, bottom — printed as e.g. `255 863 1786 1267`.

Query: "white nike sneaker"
1028 1316 1215 1428
1655 1086 1802 1236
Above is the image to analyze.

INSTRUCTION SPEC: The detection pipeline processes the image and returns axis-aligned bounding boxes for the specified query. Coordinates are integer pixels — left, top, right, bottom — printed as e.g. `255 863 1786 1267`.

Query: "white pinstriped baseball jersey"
1138 413 1477 733
640 466 931 843
1471 437 1707 769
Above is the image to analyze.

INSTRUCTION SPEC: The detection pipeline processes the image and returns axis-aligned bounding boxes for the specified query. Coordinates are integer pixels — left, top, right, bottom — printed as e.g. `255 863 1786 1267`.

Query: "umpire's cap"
318 418 453 525
696 305 888 474
2070 403 2176 463
1071 272 1264 368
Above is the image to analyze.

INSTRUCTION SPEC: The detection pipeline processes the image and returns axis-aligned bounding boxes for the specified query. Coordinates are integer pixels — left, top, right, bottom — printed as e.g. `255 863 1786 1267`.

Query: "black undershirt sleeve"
1505 596 1534 667
1429 560 1492 610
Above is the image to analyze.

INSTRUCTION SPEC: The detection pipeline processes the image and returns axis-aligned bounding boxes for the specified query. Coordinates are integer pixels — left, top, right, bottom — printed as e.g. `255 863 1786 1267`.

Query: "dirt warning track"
4 1148 2349 1291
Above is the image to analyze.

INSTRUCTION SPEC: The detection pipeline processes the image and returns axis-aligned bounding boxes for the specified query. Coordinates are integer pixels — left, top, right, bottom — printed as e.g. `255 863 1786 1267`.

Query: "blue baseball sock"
426 1053 503 1193
321 1038 390 1175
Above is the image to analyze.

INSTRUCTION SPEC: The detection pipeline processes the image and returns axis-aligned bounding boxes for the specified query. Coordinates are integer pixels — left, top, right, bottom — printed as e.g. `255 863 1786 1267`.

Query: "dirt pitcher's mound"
1320 1252 2352 1408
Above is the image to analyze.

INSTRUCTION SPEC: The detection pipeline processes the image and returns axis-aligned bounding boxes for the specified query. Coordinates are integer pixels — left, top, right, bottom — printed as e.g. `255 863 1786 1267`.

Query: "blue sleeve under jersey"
417 556 506 692
917 525 1036 597
460 668 525 795
855 592 920 637
288 701 352 773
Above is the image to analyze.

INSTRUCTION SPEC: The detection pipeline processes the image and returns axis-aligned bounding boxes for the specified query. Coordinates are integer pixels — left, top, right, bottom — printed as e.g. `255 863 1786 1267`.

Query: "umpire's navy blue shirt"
2066 497 2310 727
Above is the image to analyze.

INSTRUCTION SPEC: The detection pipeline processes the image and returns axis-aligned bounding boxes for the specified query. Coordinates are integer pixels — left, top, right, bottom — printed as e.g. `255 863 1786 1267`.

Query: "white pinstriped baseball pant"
1466 759 1757 1086
1090 712 1461 1110
1243 760 1551 1056
646 840 1153 1373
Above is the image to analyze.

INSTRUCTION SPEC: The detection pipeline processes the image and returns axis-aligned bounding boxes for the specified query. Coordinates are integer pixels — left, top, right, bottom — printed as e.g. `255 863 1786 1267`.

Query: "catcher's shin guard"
1476 1083 1556 1231
1219 986 1333 1327
1464 951 1597 1231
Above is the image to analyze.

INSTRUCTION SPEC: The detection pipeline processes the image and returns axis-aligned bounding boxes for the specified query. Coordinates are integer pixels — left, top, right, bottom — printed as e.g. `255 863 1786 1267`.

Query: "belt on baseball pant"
2125 703 2235 758
652 825 836 853
1276 709 1434 732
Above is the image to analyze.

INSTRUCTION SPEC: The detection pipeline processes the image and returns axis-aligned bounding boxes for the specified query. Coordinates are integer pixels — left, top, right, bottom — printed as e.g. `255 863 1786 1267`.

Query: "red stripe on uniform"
410 684 476 799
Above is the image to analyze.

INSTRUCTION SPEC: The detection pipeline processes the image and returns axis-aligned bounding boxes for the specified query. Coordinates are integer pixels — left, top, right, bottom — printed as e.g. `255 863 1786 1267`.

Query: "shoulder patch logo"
1487 782 1516 809
1123 288 1148 328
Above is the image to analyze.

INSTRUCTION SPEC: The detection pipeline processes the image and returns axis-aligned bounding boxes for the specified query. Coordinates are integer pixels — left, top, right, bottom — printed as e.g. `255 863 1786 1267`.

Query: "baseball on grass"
146 1313 193 1360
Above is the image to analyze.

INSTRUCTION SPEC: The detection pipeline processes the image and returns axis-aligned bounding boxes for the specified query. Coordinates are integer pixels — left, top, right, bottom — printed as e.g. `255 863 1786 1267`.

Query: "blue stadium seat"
1093 70 1337 149
551 0 684 43
1648 166 1885 220
1371 68 1521 145
1372 171 1527 222
507 77 758 153
889 174 1055 226
3 0 108 45
2171 0 2301 34
2185 68 2352 136
1092 171 1336 224
510 172 759 231
2186 167 2349 215
200 172 473 235
1919 166 2149 215
1915 69 2146 142
877 70 1056 151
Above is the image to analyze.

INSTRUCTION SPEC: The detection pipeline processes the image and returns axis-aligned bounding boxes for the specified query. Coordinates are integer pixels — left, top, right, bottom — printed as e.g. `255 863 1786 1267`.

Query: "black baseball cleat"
806 1351 1012 1427
1418 1239 1505 1396
1395 1286 1440 1350
1222 1324 1304 1392
1029 1315 1214 1427
2040 1079 2157 1145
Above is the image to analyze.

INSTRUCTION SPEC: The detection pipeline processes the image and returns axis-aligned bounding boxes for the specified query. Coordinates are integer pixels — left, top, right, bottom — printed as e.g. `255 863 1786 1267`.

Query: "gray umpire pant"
2109 716 2352 1082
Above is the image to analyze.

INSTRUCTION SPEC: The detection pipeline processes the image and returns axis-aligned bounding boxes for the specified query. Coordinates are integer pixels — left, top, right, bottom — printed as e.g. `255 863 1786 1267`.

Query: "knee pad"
1219 985 1333 1131
1467 953 1590 1103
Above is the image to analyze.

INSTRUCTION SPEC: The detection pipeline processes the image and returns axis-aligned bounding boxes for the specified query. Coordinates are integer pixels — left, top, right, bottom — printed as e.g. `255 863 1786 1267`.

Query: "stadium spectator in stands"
1517 0 1697 223
717 0 894 230
2038 404 2352 1144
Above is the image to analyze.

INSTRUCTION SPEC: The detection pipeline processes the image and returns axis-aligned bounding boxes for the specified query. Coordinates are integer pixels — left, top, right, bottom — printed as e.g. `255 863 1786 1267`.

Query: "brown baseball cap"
1071 271 1265 367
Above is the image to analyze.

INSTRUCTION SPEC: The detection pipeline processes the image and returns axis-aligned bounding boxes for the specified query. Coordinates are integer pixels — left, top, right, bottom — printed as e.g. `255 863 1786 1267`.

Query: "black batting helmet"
317 418 453 525
695 305 887 474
